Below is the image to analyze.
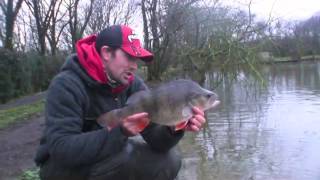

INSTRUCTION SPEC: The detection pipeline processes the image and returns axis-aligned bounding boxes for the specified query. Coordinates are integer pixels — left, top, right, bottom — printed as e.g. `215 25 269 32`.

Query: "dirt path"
0 92 46 111
0 92 46 179
0 113 44 180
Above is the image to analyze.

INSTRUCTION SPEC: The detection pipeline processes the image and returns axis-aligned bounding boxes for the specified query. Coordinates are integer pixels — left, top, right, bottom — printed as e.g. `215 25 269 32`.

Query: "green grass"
0 100 44 129
273 55 320 62
273 56 291 62
20 168 40 180
301 55 320 60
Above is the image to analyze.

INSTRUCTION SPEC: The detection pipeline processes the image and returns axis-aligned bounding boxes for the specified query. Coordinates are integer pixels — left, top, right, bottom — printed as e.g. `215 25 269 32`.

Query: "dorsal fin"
126 90 150 105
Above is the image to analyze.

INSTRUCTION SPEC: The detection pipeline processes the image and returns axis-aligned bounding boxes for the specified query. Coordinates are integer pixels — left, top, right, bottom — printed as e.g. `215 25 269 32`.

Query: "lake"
178 61 320 180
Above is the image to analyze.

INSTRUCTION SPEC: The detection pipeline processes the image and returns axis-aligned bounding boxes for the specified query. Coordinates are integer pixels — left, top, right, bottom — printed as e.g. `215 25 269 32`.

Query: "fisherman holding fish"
34 25 219 180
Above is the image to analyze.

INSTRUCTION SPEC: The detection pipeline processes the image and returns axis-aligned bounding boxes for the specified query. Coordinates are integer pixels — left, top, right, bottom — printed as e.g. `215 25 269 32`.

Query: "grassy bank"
20 168 40 180
273 55 320 63
0 100 44 129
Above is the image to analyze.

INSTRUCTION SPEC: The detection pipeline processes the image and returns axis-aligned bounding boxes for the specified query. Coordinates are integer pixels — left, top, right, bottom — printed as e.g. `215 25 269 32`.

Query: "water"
178 61 320 180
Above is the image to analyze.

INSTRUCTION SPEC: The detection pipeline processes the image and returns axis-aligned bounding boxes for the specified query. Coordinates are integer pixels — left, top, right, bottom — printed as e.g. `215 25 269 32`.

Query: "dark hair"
98 46 118 59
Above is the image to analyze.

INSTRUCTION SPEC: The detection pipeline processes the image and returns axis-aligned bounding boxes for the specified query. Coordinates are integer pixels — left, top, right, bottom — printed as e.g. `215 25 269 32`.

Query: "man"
35 25 206 180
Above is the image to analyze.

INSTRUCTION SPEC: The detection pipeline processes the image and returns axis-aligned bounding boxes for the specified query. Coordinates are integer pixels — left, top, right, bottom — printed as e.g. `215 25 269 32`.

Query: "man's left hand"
185 107 206 132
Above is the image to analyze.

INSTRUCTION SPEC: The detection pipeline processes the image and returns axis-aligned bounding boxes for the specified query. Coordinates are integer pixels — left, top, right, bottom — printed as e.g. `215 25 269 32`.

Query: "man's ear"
100 46 111 62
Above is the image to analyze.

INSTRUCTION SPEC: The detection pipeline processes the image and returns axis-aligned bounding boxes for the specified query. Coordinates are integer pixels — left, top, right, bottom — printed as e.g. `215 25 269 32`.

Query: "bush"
0 48 65 103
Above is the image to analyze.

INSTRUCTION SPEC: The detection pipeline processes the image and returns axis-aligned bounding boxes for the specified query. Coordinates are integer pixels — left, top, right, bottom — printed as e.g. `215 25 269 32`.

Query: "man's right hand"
120 112 150 137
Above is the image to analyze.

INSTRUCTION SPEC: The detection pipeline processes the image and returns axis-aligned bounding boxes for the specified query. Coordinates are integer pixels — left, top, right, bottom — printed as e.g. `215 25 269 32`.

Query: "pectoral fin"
182 106 192 119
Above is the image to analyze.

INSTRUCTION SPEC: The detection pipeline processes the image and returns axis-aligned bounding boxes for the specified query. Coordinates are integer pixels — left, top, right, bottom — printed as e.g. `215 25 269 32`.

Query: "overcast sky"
225 0 320 20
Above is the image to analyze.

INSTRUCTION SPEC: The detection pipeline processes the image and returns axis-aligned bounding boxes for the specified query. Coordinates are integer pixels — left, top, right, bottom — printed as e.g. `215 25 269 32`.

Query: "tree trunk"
3 0 24 50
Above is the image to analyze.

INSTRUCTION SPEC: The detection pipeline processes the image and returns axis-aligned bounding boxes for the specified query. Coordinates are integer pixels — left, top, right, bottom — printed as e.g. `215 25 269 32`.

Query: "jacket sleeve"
141 123 184 152
44 75 127 167
129 77 185 152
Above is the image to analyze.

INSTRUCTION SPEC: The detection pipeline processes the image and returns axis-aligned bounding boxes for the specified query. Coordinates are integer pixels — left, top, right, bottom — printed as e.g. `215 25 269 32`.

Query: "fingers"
192 106 205 116
126 112 149 121
187 101 220 133
186 124 200 132
190 124 200 131
127 117 149 132
189 117 202 127
187 116 206 131
186 107 207 132
194 114 206 124
121 112 150 137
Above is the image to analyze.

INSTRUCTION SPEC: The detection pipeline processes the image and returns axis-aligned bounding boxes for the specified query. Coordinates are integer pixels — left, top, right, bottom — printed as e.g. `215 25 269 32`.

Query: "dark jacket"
34 55 184 168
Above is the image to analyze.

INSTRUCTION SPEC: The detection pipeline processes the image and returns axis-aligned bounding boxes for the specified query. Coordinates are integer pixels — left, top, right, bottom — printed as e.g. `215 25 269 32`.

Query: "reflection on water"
178 61 320 180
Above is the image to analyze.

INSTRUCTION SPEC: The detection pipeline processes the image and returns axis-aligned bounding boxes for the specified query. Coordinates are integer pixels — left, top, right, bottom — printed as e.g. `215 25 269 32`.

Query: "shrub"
0 48 65 103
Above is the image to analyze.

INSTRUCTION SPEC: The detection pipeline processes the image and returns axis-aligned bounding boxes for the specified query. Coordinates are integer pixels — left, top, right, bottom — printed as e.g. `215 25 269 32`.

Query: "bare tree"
86 0 137 34
0 0 24 50
25 0 57 55
141 0 200 80
87 0 114 34
46 0 68 55
15 9 28 51
65 0 95 52
0 12 4 44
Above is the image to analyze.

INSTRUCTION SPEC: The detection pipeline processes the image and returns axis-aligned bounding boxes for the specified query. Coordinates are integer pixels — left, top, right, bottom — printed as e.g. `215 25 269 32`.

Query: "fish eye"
206 93 215 99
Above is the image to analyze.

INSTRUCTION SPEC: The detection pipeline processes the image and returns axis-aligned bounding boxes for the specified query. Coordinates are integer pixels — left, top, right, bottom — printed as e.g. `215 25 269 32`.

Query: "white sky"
224 0 320 20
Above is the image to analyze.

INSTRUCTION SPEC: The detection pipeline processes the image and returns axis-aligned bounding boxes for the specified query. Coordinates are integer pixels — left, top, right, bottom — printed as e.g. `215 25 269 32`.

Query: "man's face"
102 48 139 85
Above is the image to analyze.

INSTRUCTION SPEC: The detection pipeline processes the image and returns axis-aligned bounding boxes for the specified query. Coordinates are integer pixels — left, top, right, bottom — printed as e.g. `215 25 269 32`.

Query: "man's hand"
175 100 220 132
120 112 150 136
184 107 206 132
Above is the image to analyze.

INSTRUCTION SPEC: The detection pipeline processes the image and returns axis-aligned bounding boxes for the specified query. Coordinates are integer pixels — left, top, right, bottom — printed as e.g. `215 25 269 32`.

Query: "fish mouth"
208 96 216 106
208 98 220 110
205 93 219 110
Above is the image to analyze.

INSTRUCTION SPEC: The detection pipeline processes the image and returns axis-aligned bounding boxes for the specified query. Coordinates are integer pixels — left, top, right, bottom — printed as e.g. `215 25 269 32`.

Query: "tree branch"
13 0 24 18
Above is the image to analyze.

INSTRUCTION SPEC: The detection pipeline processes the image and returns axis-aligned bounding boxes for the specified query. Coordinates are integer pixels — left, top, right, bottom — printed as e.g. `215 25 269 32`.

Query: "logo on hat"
130 45 141 56
128 31 139 42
